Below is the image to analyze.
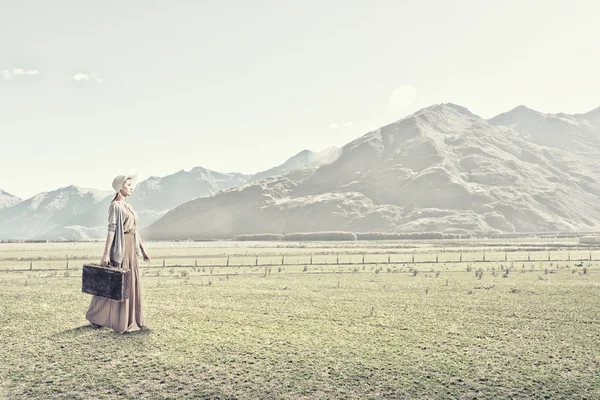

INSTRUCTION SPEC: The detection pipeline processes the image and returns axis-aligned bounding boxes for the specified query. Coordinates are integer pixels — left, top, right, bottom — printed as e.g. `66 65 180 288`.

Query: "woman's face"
120 179 135 197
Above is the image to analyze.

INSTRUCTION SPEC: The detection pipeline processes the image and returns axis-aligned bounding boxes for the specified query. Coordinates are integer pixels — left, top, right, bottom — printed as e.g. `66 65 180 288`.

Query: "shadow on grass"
48 324 153 338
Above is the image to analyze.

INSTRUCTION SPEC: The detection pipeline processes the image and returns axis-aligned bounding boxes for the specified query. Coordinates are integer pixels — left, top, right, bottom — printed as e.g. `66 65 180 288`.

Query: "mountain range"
2 103 600 241
142 103 600 239
0 148 341 240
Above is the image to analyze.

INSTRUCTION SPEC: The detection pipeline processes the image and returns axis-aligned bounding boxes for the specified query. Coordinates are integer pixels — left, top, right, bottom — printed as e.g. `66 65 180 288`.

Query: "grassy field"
1 240 600 399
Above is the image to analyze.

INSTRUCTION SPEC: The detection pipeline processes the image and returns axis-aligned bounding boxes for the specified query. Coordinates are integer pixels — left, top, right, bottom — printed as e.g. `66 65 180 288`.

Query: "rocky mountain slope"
0 190 21 209
142 103 600 240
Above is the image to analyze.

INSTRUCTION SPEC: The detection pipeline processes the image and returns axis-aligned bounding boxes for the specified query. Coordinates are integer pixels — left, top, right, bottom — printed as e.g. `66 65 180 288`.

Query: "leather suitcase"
82 263 130 301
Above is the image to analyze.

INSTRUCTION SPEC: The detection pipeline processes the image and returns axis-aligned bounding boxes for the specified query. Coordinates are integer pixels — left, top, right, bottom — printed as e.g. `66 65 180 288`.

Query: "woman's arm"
139 236 150 261
101 232 115 266
103 202 118 266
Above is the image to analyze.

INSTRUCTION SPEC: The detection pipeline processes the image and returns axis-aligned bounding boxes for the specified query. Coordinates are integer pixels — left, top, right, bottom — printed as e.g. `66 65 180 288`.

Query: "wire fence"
1 250 599 272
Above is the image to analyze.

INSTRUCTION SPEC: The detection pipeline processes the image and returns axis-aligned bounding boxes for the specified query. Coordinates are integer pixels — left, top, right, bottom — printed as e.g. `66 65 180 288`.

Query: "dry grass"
1 241 600 399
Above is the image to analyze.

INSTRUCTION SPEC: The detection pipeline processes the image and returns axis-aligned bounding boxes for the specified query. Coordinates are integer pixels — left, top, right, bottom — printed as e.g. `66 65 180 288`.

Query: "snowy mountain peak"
410 103 479 120
488 105 545 126
190 166 209 174
0 189 22 209
315 146 342 165
56 185 113 201
188 166 249 178
512 105 540 113
440 102 478 116
316 146 341 157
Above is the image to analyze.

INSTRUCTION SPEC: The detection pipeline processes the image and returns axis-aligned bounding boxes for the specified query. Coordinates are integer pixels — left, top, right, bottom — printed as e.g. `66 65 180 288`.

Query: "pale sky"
1 0 599 199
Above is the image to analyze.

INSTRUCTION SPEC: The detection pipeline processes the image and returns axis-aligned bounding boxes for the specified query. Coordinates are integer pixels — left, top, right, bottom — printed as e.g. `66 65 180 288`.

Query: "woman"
86 169 151 333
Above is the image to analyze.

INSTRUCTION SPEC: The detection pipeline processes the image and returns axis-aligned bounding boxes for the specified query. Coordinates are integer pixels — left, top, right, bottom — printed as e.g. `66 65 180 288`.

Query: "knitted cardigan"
108 200 142 266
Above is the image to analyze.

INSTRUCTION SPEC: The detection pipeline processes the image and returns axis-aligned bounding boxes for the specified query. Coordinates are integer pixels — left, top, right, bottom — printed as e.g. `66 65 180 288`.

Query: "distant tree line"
234 232 357 241
0 239 49 243
231 230 600 242
355 232 468 240
233 234 285 241
233 231 470 241
283 232 358 241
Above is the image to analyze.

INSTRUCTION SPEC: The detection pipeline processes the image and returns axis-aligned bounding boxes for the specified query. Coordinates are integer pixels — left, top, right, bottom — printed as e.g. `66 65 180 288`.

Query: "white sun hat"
112 169 138 192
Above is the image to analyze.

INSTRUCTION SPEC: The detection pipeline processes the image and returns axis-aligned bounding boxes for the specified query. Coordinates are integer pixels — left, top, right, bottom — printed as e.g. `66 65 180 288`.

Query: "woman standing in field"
85 170 151 333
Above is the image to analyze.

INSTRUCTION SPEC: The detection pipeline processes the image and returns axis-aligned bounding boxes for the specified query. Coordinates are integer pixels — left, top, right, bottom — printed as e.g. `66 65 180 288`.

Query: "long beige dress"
85 201 145 333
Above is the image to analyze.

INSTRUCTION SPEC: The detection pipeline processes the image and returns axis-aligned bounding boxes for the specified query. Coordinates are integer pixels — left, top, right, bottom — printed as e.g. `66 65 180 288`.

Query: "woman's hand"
101 254 110 267
142 250 150 263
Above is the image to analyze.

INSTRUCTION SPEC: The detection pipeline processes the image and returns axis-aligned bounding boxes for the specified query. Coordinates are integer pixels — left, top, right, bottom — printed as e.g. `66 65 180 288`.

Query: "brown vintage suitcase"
82 263 130 301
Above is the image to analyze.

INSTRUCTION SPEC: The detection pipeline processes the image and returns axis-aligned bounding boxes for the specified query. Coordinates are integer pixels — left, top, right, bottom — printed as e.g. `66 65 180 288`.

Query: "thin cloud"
72 73 89 81
330 122 356 129
2 68 39 80
70 73 103 83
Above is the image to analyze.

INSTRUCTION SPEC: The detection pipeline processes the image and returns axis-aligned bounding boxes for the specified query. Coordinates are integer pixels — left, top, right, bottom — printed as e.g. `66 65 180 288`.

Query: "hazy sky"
1 0 599 199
